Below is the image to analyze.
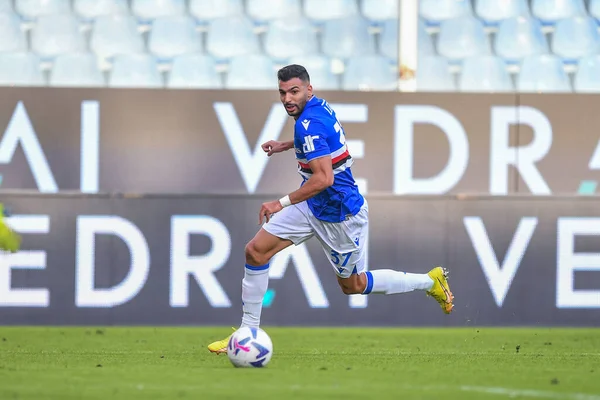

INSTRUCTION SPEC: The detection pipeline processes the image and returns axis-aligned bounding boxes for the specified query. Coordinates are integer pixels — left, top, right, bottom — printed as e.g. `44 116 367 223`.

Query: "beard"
284 101 305 117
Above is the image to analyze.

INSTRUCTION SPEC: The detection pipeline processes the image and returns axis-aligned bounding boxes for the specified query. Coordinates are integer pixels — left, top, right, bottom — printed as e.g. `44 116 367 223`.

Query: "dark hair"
277 64 310 83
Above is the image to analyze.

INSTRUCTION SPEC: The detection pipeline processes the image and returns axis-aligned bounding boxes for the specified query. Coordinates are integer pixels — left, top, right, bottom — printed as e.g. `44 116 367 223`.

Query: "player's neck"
294 95 314 121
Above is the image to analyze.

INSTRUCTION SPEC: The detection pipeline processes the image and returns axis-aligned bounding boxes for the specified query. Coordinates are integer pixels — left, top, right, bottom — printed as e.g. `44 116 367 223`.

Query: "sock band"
245 263 269 271
363 271 373 294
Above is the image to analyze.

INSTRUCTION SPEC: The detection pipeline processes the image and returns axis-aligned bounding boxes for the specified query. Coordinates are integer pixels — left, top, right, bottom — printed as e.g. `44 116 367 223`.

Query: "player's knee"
338 279 363 295
340 285 360 295
244 240 269 266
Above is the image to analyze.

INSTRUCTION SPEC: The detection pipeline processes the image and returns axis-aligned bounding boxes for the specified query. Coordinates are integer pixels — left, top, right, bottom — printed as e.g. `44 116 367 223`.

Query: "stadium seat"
474 0 529 26
148 16 202 60
552 16 600 63
247 0 300 23
321 16 375 59
304 0 358 22
437 16 490 63
0 0 13 13
360 0 398 23
574 54 600 92
167 54 222 89
225 54 275 90
379 19 398 61
15 0 70 20
109 54 163 88
417 56 456 92
459 55 514 92
494 17 548 64
264 18 317 62
288 55 340 90
517 54 571 92
189 0 243 23
206 16 260 60
342 55 397 91
31 14 86 58
131 0 185 21
0 12 27 53
50 53 104 87
0 52 45 86
419 0 472 26
380 18 434 63
531 0 586 25
591 0 600 23
90 15 145 60
74 0 129 20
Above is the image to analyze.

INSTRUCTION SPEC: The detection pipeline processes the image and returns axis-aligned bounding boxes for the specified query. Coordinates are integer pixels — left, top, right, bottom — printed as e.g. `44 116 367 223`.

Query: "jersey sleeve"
295 119 331 162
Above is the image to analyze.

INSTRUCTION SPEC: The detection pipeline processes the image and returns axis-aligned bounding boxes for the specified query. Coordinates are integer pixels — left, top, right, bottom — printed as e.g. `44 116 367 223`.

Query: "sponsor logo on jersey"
302 135 319 153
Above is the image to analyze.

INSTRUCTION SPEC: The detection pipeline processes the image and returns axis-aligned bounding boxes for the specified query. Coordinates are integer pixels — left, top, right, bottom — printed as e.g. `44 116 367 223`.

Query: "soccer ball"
227 326 273 368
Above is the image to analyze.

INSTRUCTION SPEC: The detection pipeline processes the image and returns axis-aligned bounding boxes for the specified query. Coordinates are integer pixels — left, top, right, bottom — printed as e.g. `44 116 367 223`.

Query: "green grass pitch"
0 327 599 400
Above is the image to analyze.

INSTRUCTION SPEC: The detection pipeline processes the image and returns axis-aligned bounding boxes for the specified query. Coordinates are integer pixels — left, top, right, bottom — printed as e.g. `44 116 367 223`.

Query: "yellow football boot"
0 204 20 254
207 327 236 354
426 266 454 314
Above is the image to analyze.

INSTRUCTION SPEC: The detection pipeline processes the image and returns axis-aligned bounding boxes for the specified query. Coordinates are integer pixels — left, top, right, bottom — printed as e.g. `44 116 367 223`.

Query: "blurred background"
0 0 599 327
0 0 598 92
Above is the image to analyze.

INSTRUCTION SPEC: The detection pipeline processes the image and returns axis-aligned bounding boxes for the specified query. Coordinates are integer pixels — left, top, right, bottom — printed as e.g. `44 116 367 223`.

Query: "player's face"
278 78 312 118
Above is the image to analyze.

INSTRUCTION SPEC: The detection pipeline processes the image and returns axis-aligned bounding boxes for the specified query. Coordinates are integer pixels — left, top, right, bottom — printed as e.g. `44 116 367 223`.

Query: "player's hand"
259 200 283 224
261 140 289 157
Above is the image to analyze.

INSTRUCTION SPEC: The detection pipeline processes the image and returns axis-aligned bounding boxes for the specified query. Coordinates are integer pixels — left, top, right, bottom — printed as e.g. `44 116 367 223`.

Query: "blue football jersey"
293 96 364 223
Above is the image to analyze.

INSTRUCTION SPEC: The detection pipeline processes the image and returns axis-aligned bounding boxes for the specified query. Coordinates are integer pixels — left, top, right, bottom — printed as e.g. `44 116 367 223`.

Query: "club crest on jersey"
301 119 311 130
302 135 319 153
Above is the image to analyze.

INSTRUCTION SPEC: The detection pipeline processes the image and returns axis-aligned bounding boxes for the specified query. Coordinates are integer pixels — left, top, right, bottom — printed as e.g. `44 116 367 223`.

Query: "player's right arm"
261 140 294 157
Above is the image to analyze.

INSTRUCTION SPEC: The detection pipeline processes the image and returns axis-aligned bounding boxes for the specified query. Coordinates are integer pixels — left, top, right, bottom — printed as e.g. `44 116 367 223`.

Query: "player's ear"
307 83 313 96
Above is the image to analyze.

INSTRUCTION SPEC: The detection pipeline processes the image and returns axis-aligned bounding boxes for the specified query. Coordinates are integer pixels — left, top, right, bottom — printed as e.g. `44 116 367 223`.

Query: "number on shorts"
330 250 352 267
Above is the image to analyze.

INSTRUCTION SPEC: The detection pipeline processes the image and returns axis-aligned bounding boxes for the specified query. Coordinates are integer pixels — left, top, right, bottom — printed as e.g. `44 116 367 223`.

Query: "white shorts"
263 200 369 278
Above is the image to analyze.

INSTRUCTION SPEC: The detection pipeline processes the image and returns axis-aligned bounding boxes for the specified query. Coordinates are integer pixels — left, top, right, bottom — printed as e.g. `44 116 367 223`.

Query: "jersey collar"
298 95 319 119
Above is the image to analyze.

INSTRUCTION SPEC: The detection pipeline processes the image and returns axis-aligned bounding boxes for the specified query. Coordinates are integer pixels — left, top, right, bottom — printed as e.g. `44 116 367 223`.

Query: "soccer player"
0 203 21 253
207 65 453 354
